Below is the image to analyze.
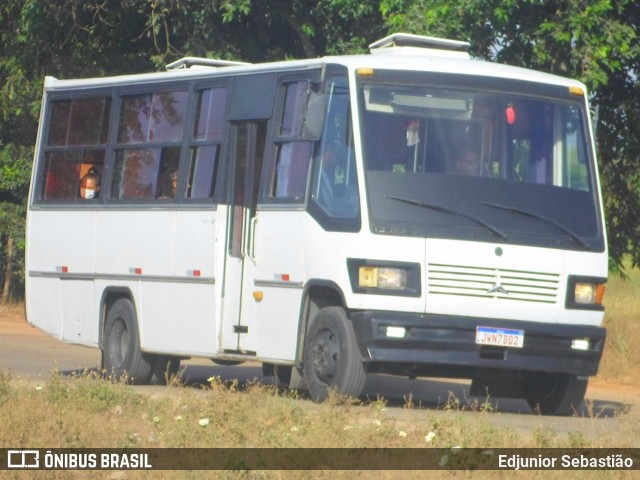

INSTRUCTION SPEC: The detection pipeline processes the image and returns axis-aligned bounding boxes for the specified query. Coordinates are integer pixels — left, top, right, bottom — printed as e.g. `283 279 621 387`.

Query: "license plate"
475 326 524 348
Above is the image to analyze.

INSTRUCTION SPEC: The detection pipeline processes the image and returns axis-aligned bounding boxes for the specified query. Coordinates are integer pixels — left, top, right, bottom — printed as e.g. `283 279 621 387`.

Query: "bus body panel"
95 211 176 278
28 210 97 275
304 220 427 314
61 279 98 344
253 210 306 362
139 281 217 356
425 238 564 323
94 209 219 355
423 238 606 326
27 209 97 343
26 276 64 339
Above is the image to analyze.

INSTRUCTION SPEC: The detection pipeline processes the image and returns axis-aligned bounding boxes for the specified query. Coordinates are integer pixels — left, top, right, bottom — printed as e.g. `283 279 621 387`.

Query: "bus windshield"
357 72 603 251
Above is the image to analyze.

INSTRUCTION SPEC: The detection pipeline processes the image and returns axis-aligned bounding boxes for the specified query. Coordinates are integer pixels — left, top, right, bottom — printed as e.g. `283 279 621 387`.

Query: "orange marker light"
356 67 375 77
596 284 606 305
569 86 584 96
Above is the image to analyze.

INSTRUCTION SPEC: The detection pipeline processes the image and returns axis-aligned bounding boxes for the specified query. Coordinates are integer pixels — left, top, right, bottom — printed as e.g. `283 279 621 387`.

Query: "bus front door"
220 121 267 355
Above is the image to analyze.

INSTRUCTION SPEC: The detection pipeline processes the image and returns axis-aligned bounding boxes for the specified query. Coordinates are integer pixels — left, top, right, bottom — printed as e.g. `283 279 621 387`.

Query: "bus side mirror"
301 83 325 141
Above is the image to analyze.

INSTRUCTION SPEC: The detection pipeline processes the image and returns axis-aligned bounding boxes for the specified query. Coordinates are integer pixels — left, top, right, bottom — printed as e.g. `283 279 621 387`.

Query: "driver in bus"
79 167 101 199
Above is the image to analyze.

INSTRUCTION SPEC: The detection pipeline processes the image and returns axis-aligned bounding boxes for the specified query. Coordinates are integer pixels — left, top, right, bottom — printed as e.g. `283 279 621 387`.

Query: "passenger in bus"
158 171 178 199
79 167 101 199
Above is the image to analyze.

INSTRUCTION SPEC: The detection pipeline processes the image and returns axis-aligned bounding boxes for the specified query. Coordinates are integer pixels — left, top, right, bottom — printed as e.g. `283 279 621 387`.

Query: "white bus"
26 33 607 415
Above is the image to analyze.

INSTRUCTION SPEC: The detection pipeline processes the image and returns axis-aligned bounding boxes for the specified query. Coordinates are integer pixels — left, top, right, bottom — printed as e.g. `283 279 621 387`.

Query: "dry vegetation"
0 371 637 480
0 268 638 479
599 267 640 384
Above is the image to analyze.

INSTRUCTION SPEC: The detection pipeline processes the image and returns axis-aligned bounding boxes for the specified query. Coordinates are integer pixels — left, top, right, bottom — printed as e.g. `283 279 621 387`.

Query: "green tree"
139 0 384 63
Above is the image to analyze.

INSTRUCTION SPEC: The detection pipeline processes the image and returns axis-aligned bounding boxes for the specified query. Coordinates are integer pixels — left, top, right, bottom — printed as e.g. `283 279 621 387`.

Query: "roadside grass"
599 265 640 384
0 370 637 479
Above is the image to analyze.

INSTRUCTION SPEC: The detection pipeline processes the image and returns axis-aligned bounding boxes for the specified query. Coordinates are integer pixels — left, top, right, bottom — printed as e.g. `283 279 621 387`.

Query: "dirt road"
2 304 639 445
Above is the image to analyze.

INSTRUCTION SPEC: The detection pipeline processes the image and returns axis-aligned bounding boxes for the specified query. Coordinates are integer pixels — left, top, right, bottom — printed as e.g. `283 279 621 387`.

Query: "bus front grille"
427 263 560 304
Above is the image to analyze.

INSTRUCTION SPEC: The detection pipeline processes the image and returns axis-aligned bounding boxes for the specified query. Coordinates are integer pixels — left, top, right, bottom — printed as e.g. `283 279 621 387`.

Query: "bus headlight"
566 276 606 310
575 283 597 304
348 259 421 297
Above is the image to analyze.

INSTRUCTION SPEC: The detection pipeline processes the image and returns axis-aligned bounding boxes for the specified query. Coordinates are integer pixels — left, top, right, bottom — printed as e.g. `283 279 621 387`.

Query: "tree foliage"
0 0 639 300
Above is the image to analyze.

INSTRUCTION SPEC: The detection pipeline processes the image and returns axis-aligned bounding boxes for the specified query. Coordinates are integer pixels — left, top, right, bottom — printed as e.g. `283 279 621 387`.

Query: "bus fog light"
386 326 406 338
574 283 596 304
571 339 590 351
359 267 378 288
358 267 407 289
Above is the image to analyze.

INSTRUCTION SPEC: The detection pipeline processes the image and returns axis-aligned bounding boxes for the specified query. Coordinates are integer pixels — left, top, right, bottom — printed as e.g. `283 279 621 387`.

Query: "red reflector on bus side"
129 267 142 275
281 274 290 282
57 266 68 273
193 270 201 277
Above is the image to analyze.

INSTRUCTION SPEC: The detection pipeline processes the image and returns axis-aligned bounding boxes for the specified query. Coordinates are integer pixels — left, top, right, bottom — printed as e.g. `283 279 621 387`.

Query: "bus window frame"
260 70 323 208
32 79 232 209
34 89 114 206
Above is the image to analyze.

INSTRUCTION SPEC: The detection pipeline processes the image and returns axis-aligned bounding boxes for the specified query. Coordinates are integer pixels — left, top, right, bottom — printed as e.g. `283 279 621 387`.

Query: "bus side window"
268 81 314 202
273 141 313 199
111 91 187 200
312 76 359 219
40 97 110 202
42 152 81 200
187 87 228 199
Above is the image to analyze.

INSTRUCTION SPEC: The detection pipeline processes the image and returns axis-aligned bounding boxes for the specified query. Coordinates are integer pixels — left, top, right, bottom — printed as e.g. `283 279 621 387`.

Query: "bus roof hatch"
166 57 251 70
369 33 470 59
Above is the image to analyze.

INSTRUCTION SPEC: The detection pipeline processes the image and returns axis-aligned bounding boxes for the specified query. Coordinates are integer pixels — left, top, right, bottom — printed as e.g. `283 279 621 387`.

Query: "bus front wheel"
303 306 366 402
524 372 588 416
103 298 153 384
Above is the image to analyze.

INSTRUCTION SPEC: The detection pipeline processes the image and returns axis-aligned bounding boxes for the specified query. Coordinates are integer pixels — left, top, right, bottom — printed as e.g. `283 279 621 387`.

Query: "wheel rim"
108 317 129 369
311 327 340 385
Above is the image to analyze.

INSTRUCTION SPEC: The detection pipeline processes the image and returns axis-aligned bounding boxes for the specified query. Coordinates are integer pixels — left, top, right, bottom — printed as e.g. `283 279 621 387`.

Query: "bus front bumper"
350 311 606 377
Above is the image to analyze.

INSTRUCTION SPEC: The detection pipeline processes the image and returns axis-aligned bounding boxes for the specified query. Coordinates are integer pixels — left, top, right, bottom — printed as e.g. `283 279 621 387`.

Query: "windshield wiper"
478 201 589 249
385 195 507 240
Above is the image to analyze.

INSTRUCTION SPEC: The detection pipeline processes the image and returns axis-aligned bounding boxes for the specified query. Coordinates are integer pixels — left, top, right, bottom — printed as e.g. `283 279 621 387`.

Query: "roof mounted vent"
369 33 470 59
166 57 250 71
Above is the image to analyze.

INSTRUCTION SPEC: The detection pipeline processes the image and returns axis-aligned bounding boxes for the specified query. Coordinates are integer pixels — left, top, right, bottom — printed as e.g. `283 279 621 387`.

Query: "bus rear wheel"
303 306 366 402
524 372 588 416
103 298 153 384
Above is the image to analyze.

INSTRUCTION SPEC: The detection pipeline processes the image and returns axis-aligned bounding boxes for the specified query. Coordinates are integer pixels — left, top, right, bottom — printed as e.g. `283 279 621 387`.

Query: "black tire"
148 356 181 385
273 365 293 387
103 298 153 384
524 373 588 416
303 306 366 402
262 363 292 387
